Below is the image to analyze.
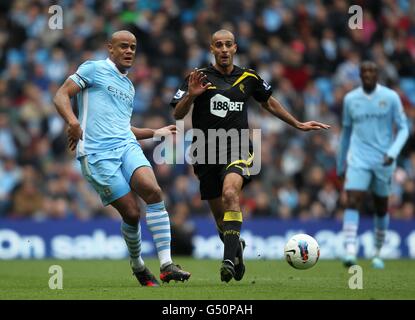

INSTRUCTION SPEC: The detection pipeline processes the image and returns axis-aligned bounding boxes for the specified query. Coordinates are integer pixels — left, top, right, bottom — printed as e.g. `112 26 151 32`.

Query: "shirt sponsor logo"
107 85 133 104
210 94 244 118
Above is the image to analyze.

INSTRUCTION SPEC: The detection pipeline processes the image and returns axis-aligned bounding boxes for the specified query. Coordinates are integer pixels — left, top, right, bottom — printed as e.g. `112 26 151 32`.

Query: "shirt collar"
208 64 242 76
106 58 128 76
361 83 380 98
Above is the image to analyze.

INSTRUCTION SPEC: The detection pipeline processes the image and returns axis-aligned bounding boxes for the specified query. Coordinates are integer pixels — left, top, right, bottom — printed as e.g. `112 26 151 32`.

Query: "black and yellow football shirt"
170 64 273 174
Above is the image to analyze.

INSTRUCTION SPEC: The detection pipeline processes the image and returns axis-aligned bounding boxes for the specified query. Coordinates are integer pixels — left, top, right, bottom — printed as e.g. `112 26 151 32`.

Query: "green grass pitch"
1 258 414 300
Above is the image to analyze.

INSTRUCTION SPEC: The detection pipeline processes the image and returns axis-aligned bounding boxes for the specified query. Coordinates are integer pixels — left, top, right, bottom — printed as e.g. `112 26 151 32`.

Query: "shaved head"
360 60 378 72
110 30 136 44
211 29 235 44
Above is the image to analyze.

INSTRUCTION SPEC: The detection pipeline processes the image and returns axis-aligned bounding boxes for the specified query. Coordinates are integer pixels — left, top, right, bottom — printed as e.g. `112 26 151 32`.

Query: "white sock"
146 201 173 268
121 221 145 272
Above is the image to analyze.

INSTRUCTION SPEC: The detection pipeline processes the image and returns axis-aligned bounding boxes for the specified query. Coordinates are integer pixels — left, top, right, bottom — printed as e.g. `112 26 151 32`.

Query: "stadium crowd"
0 0 414 223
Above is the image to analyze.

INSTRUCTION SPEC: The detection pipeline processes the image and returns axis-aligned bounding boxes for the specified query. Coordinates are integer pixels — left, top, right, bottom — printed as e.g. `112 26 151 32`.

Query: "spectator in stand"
0 0 413 222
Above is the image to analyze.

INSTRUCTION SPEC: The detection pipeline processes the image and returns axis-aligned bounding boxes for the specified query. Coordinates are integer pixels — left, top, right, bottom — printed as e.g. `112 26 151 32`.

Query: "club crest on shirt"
239 83 245 93
378 100 386 108
103 187 112 197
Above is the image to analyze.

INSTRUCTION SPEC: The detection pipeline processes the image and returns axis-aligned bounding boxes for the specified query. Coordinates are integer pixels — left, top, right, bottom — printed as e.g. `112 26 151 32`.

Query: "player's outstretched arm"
173 69 211 120
131 125 177 140
260 96 331 131
53 78 83 151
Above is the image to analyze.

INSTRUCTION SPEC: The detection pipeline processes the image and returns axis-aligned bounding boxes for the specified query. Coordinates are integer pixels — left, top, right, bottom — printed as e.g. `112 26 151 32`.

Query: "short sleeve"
170 76 189 108
69 61 96 89
252 74 273 103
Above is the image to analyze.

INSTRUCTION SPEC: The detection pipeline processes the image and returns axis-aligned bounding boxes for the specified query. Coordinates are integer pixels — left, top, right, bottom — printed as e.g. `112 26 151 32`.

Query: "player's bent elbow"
52 91 62 108
53 88 71 112
173 110 184 120
403 127 410 139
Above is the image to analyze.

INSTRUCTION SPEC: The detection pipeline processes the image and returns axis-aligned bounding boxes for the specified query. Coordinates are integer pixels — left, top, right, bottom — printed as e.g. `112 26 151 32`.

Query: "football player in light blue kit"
337 61 409 269
54 30 190 286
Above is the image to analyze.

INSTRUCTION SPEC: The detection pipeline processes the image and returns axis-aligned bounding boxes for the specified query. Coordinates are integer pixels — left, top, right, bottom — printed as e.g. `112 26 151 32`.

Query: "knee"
347 195 362 211
222 188 239 207
122 204 141 225
347 200 359 211
375 210 388 217
374 198 388 216
145 186 163 204
375 203 388 217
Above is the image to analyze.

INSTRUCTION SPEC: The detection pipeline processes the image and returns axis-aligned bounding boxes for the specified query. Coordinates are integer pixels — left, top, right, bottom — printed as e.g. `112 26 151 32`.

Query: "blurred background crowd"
0 0 414 224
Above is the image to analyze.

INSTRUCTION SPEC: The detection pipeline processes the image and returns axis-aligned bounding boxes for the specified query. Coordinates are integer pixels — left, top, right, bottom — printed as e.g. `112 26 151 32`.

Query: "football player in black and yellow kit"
170 29 330 282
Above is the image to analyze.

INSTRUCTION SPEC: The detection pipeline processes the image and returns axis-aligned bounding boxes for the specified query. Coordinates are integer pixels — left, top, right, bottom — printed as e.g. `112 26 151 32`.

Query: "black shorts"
194 163 252 200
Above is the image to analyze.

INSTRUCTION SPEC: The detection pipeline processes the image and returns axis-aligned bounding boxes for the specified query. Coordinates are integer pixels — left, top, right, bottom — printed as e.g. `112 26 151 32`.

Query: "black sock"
217 225 242 260
223 220 242 263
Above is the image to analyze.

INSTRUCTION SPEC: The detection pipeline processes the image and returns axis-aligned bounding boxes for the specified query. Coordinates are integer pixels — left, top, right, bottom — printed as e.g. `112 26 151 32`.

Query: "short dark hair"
360 61 378 71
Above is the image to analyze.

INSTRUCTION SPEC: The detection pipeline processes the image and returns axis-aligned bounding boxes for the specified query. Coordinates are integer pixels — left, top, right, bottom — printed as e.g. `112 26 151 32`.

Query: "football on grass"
284 234 320 270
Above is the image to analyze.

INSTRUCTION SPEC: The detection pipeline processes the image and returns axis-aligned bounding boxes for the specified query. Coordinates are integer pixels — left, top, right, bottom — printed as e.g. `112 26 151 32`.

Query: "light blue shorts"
79 142 152 206
344 165 395 197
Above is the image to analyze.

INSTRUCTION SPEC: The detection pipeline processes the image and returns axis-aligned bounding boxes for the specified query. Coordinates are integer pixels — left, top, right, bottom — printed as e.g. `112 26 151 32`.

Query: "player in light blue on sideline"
53 30 191 286
336 61 409 269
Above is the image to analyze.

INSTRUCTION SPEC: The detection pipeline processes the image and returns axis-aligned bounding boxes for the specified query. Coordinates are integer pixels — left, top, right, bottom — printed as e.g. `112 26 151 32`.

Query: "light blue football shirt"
337 84 409 174
69 58 136 158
